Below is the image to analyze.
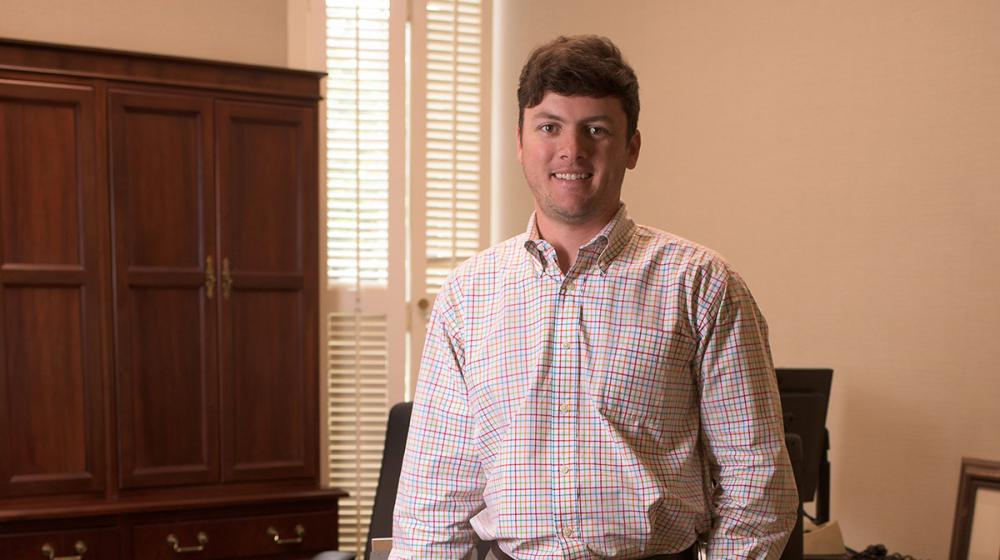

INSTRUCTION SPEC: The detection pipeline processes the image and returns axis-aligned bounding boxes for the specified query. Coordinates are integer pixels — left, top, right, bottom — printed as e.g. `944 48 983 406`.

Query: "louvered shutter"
409 0 491 383
326 0 390 287
322 0 406 554
322 0 489 554
326 312 390 551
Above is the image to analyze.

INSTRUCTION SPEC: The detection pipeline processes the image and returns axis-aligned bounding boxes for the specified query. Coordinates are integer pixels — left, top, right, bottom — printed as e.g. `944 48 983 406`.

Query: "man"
391 35 798 560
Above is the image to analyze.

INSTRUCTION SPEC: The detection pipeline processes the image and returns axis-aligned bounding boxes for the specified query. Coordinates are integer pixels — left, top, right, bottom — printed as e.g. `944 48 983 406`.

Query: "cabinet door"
0 79 107 497
216 101 318 482
109 90 220 488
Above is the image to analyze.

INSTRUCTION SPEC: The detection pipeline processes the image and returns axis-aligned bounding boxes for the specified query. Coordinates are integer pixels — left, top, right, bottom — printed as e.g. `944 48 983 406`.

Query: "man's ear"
626 129 641 169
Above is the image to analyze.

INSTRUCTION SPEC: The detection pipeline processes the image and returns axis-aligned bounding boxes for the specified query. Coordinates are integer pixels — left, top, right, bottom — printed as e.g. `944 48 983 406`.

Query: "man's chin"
543 204 600 225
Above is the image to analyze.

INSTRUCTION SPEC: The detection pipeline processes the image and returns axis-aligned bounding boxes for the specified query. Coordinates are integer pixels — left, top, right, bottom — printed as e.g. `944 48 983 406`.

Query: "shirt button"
559 403 571 413
561 341 572 349
560 465 571 475
562 527 575 538
564 280 575 291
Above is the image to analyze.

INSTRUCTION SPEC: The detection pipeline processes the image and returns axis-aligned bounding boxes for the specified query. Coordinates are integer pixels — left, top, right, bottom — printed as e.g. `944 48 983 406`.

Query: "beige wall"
286 0 327 72
5 1 999 556
0 0 288 66
493 1 1000 558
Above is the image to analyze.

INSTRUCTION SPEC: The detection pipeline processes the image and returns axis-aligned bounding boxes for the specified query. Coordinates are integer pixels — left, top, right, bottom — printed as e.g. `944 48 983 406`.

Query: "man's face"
517 92 640 227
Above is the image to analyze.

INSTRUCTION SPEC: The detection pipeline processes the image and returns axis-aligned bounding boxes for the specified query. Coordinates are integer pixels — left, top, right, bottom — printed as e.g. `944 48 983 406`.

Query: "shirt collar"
522 203 636 274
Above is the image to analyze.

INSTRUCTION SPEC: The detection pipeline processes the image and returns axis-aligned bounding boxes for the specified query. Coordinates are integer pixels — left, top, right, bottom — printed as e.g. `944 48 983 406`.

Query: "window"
322 0 490 553
326 1 390 288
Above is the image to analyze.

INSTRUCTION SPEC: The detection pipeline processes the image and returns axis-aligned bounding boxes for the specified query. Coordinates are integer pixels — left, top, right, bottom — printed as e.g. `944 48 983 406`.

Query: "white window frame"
317 0 490 554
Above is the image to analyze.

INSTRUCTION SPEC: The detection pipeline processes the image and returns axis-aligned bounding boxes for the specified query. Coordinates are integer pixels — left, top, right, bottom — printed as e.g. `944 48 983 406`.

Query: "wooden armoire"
0 39 344 559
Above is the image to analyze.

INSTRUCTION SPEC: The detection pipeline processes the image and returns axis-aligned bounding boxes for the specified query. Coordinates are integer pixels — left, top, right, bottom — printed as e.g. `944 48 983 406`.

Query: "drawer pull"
40 540 87 560
205 255 216 299
267 524 305 545
166 532 208 554
221 257 233 299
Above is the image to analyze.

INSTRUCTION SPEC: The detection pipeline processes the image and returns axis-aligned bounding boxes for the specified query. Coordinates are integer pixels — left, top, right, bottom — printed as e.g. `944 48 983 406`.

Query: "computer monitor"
776 368 833 524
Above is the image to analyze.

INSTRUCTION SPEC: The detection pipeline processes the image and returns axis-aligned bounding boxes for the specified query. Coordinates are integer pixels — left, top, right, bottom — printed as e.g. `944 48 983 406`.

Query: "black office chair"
314 401 490 560
782 433 805 560
313 402 413 560
316 403 804 560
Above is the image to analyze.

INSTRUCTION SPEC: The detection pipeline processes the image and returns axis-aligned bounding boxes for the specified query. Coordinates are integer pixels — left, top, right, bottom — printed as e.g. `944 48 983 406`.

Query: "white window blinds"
324 1 397 555
326 0 391 288
326 311 389 552
406 0 490 383
422 0 486 293
322 0 489 555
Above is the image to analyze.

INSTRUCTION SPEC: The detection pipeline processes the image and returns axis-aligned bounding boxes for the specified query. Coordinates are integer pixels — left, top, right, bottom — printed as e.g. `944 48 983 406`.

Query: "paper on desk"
804 520 846 556
370 537 392 560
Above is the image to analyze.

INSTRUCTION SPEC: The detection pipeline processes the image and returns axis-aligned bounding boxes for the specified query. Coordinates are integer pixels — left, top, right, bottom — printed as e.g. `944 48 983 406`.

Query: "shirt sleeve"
389 281 485 559
693 265 799 560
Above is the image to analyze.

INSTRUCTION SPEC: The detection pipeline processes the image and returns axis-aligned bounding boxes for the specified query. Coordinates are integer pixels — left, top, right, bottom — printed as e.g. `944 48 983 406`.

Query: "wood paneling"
217 101 318 483
0 79 105 498
110 90 219 489
4 289 87 481
0 39 324 100
228 292 308 478
0 87 81 265
0 40 334 559
218 102 308 273
113 92 208 268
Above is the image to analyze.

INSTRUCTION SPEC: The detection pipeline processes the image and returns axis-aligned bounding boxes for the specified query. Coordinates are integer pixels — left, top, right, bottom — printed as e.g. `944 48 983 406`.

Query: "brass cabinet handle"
266 524 305 545
205 255 216 299
166 532 208 554
221 257 233 300
40 541 87 560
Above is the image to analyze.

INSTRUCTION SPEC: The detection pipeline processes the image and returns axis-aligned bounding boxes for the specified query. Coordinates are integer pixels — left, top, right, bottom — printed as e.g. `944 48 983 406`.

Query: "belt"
487 541 695 559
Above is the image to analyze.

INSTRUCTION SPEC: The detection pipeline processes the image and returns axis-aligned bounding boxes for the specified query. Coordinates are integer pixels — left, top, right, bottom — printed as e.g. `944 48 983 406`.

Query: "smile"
551 172 593 180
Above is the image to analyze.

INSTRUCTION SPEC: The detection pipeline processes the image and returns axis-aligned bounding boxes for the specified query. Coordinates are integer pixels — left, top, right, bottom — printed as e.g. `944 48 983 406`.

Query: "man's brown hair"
517 35 640 139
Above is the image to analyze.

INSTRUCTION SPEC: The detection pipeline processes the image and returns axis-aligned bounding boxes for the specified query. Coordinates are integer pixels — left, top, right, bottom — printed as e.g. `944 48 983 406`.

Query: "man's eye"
539 123 557 133
588 126 607 136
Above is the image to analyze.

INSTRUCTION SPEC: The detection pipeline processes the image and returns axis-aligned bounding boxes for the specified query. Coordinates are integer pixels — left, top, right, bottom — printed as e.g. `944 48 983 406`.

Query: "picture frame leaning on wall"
949 457 1000 560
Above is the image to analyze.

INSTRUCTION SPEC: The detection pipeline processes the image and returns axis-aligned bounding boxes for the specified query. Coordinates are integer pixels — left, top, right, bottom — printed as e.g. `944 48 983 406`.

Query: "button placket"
551 286 581 545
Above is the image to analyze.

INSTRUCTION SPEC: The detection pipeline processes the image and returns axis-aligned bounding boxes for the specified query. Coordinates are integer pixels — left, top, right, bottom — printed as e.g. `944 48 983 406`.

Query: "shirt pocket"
590 321 697 429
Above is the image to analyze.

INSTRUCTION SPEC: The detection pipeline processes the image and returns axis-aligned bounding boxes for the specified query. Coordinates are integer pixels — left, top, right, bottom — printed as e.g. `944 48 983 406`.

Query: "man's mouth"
551 172 593 180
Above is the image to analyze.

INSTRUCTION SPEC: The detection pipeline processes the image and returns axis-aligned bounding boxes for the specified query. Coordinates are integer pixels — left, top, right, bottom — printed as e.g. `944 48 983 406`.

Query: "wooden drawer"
133 510 338 559
0 528 119 560
134 517 239 560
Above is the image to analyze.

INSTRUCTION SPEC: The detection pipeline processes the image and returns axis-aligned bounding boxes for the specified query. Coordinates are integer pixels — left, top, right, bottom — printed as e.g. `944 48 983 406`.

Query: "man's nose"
558 130 590 160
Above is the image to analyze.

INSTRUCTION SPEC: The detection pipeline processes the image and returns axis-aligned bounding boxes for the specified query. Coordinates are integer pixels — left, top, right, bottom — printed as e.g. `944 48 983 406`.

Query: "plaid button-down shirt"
392 206 797 559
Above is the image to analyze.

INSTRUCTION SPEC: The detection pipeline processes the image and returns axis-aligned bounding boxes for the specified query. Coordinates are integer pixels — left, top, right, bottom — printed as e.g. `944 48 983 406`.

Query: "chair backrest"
782 433 804 560
364 402 413 560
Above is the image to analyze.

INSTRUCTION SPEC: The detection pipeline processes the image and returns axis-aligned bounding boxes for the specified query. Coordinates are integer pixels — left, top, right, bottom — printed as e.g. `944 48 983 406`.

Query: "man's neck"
534 208 616 274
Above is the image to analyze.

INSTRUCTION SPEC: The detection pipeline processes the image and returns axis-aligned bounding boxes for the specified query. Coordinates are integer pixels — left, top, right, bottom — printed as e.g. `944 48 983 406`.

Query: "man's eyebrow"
531 111 566 122
530 112 613 123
